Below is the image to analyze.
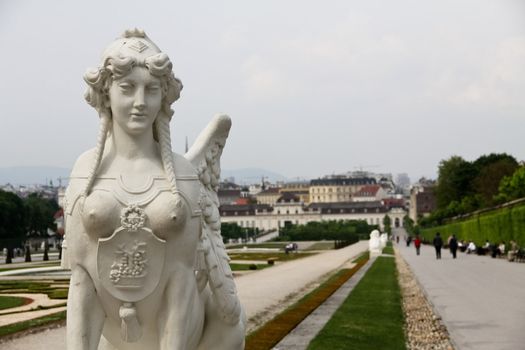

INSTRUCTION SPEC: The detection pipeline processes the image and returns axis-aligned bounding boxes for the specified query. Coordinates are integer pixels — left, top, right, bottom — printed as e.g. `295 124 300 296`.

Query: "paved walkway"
236 240 368 321
397 230 525 350
1 241 368 349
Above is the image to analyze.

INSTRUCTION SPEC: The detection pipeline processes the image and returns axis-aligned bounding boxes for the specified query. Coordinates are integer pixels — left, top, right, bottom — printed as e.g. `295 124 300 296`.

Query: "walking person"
433 232 443 259
414 235 422 255
449 234 458 259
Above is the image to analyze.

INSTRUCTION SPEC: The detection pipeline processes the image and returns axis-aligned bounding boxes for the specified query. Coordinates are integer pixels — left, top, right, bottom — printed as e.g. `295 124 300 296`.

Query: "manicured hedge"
420 201 525 246
279 220 372 242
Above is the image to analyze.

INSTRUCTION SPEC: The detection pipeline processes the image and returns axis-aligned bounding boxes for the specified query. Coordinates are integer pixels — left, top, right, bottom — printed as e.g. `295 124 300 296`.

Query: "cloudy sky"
1 0 524 182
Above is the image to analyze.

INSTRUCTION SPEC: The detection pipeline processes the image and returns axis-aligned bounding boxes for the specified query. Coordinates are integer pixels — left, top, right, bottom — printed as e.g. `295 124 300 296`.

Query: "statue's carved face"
109 66 162 136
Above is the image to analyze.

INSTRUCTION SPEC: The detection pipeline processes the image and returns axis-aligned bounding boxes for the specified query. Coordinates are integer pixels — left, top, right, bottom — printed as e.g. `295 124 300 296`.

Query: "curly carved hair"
81 30 183 197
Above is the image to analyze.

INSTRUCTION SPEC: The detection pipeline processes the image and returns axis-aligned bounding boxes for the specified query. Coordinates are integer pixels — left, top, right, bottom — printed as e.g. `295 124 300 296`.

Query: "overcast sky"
1 0 524 182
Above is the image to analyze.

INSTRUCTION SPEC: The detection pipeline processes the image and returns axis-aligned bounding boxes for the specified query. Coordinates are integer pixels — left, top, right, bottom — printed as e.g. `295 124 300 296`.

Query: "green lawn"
229 263 270 271
383 245 395 255
304 242 335 251
227 242 289 249
352 251 370 264
307 257 406 350
0 310 66 338
0 280 69 300
228 252 315 262
0 295 30 310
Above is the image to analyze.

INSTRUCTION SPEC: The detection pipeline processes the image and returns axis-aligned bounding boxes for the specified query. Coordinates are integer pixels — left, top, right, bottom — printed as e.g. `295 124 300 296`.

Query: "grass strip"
352 251 370 264
229 263 270 271
228 243 289 249
304 242 335 251
0 296 31 310
0 302 67 316
0 281 69 300
0 310 66 338
383 245 395 255
245 256 369 350
307 257 406 350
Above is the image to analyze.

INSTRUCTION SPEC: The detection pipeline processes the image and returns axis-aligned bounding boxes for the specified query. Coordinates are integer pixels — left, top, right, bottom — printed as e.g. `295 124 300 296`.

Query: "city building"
352 185 388 202
279 181 310 203
309 177 376 203
220 200 406 232
255 187 281 205
409 183 437 223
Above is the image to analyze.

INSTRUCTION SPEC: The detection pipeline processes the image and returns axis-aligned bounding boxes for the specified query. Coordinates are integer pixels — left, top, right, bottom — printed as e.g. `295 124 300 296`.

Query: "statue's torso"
80 175 197 240
64 153 204 316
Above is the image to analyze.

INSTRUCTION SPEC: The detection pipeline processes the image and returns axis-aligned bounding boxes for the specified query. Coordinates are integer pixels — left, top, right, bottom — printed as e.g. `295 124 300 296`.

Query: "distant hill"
0 166 71 186
221 168 288 185
0 166 288 186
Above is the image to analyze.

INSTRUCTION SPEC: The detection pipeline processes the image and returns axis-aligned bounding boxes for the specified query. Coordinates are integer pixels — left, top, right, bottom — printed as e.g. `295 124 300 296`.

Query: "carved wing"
184 114 241 325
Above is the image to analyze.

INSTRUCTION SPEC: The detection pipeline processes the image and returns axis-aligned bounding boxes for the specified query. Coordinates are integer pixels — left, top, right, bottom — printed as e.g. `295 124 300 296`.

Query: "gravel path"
395 248 454 350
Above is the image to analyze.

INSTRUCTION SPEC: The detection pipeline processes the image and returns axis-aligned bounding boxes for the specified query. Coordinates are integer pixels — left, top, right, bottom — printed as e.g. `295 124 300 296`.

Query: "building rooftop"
354 185 381 197
310 177 377 186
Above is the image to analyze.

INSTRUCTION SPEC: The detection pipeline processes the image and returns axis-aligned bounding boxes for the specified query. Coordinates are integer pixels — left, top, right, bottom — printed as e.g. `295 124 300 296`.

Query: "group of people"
409 233 520 261
411 232 455 259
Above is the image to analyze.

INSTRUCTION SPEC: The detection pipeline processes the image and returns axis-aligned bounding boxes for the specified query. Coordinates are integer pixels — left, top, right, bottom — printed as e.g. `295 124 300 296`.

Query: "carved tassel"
119 302 142 342
195 240 207 271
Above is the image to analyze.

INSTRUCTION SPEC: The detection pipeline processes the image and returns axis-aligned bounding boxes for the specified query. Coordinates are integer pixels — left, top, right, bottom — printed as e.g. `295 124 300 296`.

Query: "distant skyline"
1 1 524 182
0 165 401 187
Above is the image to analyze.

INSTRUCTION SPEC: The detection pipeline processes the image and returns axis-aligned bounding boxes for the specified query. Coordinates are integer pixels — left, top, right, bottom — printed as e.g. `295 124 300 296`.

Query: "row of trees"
221 223 259 243
420 153 524 227
0 190 59 263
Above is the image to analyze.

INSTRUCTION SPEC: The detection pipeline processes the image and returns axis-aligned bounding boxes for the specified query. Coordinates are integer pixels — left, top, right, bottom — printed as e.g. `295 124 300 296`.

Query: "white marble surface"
63 29 243 349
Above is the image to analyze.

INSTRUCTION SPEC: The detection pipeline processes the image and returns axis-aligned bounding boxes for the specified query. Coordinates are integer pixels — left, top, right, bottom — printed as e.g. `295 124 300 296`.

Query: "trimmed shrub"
420 201 525 246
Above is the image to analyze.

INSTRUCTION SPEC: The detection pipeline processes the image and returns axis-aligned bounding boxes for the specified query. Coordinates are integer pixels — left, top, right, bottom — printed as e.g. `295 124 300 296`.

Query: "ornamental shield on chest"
97 204 166 302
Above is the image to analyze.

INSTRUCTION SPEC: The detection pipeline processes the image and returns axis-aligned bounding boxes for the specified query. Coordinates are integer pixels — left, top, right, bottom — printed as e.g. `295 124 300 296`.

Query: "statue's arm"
61 148 96 269
65 148 106 349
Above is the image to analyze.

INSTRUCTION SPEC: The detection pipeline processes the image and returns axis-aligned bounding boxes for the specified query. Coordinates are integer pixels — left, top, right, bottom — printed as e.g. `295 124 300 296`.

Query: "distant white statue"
380 233 388 249
62 29 245 349
369 229 382 256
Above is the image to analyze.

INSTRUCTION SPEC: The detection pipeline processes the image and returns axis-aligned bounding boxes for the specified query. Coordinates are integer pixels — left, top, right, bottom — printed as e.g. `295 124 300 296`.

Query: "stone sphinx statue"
369 229 382 256
61 29 245 350
380 233 388 249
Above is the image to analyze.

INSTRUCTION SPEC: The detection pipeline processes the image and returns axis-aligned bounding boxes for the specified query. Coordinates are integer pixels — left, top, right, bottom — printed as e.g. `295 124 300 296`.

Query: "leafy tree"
0 190 26 263
383 215 392 234
495 166 525 203
221 223 245 242
472 153 518 171
435 156 477 209
473 154 518 206
24 194 58 237
403 215 415 234
279 220 371 241
220 223 257 243
422 153 520 228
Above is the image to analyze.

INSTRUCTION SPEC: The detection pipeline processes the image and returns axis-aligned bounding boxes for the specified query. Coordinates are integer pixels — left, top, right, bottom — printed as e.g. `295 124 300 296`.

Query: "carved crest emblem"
97 226 166 302
129 40 149 53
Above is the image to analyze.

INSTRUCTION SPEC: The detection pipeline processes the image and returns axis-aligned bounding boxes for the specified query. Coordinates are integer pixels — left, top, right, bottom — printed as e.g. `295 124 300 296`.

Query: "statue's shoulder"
70 148 97 178
64 148 97 215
